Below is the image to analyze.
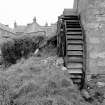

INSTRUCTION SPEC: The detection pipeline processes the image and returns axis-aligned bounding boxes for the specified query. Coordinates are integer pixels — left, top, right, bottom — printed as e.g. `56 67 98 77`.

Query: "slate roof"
24 22 44 33
0 23 15 34
14 25 26 33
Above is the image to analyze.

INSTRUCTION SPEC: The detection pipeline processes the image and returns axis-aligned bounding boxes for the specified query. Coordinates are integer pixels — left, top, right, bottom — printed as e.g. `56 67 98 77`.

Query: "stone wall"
78 0 105 74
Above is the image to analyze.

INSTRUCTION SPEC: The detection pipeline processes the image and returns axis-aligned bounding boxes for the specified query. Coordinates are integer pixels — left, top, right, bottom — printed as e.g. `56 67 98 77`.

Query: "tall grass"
0 56 87 105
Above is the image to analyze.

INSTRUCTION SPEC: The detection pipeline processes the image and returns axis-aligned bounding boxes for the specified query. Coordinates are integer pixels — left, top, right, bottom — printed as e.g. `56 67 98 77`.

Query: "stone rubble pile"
41 56 68 72
41 56 64 66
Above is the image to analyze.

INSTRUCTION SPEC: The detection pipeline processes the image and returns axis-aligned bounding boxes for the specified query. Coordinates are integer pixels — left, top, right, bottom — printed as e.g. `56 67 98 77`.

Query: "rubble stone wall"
77 0 105 74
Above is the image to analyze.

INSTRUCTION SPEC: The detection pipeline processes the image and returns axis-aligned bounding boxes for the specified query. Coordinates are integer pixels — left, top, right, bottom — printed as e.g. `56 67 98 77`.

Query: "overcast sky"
0 0 74 28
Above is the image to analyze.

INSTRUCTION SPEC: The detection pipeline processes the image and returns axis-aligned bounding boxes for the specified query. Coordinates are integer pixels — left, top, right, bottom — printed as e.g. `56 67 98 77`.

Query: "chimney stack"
14 21 17 28
33 17 36 23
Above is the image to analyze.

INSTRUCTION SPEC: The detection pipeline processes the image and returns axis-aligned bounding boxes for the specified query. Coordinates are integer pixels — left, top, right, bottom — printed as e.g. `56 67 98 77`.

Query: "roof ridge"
0 22 15 33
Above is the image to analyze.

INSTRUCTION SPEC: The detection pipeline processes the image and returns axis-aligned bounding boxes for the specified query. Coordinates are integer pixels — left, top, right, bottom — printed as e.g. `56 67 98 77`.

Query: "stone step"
66 28 82 31
67 40 83 45
63 15 79 20
66 25 81 28
67 51 83 56
67 45 83 51
66 31 82 35
68 68 82 73
73 79 82 84
67 57 83 62
63 9 77 16
70 74 82 79
67 63 83 69
67 35 83 40
65 20 79 22
66 21 80 25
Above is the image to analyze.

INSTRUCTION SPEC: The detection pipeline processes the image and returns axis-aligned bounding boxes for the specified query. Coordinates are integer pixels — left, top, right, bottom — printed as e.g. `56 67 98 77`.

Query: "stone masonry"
76 0 105 74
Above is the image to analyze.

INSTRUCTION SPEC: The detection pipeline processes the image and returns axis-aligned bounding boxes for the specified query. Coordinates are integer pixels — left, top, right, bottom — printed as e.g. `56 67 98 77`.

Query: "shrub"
1 35 45 66
1 39 16 66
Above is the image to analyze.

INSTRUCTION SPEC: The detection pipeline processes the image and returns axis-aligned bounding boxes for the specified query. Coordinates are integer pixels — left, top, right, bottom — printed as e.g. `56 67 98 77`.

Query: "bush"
1 35 45 66
1 39 16 66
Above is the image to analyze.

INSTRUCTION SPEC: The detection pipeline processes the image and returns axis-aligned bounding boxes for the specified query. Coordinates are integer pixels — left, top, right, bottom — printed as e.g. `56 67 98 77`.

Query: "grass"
0 55 93 105
0 38 95 105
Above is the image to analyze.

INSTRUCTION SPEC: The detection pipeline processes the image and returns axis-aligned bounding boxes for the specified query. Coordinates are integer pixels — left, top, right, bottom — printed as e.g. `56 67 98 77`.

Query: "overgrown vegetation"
1 35 45 67
0 57 91 105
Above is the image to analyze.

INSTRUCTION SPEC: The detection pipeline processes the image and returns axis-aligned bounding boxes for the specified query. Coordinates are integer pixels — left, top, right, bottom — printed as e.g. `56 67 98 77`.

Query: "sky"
0 0 74 28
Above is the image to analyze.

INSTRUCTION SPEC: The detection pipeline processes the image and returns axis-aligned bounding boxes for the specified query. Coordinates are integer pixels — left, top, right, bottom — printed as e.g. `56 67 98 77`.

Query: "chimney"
14 21 17 28
45 22 48 26
33 17 36 23
27 23 31 26
5 25 9 27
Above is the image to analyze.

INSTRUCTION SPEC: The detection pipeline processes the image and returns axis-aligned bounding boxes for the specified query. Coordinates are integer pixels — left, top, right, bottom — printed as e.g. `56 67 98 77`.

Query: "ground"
0 36 105 105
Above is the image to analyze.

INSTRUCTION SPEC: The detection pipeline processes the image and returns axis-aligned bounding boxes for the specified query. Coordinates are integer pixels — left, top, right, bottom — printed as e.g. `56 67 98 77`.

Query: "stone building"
0 23 15 38
0 23 15 53
13 17 57 37
74 0 105 75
